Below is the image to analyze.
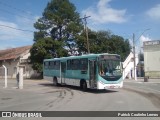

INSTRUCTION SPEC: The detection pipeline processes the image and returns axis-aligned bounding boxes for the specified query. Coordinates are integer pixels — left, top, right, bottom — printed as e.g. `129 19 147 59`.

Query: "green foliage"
30 38 67 72
109 35 131 61
30 0 131 73
77 30 131 61
30 0 83 72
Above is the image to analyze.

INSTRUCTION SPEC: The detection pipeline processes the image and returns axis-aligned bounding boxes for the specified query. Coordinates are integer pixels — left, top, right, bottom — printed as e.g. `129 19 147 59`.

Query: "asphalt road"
124 78 160 91
0 79 160 120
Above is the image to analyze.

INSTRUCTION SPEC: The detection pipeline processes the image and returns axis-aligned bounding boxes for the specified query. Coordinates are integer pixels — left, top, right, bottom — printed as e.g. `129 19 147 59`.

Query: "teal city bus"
43 53 123 90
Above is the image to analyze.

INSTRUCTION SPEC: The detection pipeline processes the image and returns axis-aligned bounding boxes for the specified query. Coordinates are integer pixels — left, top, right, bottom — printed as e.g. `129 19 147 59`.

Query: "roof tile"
0 46 32 61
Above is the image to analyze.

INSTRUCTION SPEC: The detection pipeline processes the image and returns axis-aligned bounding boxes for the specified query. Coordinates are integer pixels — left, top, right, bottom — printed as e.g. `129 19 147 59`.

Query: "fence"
0 65 7 88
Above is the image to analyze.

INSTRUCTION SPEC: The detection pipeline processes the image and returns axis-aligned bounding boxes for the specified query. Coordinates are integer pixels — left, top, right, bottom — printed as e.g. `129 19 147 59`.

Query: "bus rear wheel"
53 77 58 86
81 81 87 91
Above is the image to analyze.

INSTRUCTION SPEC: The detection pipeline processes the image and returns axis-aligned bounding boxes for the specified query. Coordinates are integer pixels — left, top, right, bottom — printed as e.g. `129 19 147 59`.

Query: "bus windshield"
98 55 122 81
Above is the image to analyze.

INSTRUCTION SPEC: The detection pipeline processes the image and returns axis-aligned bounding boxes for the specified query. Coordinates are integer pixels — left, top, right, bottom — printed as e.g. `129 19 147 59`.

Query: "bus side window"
80 58 88 70
44 62 49 69
72 59 80 70
67 60 71 70
50 61 54 69
55 61 60 70
48 62 51 69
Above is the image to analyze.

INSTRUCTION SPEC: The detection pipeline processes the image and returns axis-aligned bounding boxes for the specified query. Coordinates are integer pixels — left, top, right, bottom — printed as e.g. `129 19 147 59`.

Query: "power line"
0 1 37 22
0 8 35 21
0 24 34 33
0 1 35 16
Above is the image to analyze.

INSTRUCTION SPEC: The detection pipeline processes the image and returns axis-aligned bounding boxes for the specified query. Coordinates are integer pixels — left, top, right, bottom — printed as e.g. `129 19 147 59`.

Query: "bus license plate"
105 86 115 89
109 86 115 89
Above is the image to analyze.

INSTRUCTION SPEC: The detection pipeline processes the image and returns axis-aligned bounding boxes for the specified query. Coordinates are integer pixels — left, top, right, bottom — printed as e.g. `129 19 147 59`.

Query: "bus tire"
53 77 58 86
81 81 87 91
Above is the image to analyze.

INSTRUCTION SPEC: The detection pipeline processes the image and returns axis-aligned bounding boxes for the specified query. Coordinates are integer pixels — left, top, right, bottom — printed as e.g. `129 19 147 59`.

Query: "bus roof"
44 53 120 62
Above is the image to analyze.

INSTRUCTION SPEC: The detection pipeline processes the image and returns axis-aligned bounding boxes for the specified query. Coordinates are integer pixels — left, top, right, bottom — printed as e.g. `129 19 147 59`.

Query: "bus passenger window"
67 60 72 70
80 58 88 70
50 61 55 69
44 62 49 69
55 61 60 70
72 59 79 70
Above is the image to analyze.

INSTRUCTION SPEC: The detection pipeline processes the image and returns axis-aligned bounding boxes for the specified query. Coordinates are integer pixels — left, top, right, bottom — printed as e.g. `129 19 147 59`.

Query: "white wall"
0 60 19 78
0 51 36 79
143 42 160 78
144 51 160 72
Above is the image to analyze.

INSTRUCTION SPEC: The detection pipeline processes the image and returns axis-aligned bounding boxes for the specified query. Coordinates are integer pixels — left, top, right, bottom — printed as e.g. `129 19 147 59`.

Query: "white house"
143 40 160 78
0 46 37 79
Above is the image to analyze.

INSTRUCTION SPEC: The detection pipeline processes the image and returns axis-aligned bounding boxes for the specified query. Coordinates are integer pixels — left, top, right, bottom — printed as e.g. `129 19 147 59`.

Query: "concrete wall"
143 40 160 78
0 52 37 79
0 60 19 78
0 60 36 79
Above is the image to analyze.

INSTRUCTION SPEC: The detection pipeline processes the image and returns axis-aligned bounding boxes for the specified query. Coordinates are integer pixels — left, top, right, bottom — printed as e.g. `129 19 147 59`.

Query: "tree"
90 30 112 53
30 0 83 72
109 35 131 61
77 30 131 61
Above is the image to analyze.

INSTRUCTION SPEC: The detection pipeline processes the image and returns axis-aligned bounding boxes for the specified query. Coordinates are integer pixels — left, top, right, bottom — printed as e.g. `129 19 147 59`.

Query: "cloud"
0 6 40 50
82 0 127 24
0 21 20 40
139 35 152 46
0 12 39 50
0 20 33 42
140 35 151 42
0 19 34 50
15 15 39 30
128 35 152 53
146 4 160 20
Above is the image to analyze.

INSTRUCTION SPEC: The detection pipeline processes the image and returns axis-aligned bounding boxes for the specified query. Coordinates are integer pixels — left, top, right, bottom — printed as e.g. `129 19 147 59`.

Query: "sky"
0 0 159 50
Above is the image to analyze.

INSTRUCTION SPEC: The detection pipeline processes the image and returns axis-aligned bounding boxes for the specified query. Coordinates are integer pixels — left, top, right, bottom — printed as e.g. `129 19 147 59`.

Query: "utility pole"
82 15 91 53
133 33 137 80
133 28 150 80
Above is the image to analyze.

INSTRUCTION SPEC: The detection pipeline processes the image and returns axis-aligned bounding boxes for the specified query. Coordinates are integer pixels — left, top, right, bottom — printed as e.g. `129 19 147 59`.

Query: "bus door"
89 60 97 88
61 62 66 84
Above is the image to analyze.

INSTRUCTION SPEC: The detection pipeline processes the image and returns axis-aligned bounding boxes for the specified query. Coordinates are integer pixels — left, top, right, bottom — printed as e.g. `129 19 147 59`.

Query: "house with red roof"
0 46 37 79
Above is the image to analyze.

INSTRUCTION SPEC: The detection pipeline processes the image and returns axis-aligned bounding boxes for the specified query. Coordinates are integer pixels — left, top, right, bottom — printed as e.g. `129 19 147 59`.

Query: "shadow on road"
39 83 118 94
86 89 118 94
39 83 55 87
123 87 160 109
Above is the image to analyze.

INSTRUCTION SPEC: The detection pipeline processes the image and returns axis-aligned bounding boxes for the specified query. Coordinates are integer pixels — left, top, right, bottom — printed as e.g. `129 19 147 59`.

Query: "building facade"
0 46 37 79
143 40 160 78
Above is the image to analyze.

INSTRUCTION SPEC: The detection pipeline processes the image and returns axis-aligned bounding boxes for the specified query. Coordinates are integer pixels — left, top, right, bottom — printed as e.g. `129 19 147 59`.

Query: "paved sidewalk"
124 77 160 83
0 78 46 89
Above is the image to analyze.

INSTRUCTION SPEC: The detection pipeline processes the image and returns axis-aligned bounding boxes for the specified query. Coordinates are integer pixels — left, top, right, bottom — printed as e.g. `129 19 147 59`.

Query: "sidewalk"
0 78 46 89
124 77 160 83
